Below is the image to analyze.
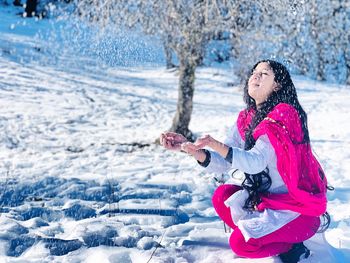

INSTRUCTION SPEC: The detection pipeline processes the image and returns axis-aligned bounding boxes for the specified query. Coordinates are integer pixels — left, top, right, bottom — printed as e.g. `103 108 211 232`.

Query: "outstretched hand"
161 132 226 163
193 134 215 149
180 142 199 156
160 132 211 163
181 134 216 156
160 132 187 151
194 134 229 158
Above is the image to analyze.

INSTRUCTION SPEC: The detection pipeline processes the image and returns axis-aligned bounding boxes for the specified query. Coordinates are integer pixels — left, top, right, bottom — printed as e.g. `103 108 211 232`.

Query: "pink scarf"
236 103 328 216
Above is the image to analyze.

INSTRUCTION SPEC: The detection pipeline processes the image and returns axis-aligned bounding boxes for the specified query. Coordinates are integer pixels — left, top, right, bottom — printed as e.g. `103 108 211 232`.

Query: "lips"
249 80 260 88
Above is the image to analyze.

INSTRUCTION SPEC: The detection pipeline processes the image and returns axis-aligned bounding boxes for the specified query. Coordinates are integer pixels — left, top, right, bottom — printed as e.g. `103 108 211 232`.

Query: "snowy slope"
0 6 350 263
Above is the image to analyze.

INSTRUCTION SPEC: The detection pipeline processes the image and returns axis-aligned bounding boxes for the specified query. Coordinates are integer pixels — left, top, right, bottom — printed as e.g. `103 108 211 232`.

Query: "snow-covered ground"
0 6 350 263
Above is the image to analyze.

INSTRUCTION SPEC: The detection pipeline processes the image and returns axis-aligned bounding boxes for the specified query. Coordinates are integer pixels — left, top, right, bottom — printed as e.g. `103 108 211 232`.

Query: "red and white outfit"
203 103 328 258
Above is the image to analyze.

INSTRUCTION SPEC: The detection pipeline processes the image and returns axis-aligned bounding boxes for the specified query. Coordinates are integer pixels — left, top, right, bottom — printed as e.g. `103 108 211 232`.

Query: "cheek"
259 84 272 95
261 79 276 94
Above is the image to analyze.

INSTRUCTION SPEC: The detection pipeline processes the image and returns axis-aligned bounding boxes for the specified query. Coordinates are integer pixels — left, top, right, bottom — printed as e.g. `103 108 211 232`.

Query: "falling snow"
0 3 350 263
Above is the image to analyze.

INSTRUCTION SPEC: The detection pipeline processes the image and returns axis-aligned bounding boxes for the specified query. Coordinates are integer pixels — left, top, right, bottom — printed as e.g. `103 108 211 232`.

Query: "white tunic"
204 124 300 241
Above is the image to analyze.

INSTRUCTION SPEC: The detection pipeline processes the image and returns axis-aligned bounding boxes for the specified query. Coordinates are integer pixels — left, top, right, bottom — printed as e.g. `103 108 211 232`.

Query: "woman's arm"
229 135 274 174
186 124 243 160
181 133 234 174
193 135 231 159
179 124 243 174
160 131 208 162
181 142 233 174
224 124 244 149
194 124 243 159
186 134 274 174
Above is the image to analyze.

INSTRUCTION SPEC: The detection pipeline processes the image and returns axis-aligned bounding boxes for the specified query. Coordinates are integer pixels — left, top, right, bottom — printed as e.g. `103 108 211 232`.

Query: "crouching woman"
160 60 330 263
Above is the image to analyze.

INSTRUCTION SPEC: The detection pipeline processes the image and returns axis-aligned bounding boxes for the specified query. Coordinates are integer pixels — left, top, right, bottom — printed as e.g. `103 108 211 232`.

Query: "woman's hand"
160 132 187 151
193 134 216 149
180 142 198 156
181 142 206 162
193 134 230 159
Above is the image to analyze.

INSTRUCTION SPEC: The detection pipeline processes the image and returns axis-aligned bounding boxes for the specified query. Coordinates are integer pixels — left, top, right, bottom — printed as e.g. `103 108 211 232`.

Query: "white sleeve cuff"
204 150 232 174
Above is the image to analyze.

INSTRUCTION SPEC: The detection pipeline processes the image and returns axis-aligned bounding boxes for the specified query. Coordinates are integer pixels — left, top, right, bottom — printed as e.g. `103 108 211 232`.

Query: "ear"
273 82 281 92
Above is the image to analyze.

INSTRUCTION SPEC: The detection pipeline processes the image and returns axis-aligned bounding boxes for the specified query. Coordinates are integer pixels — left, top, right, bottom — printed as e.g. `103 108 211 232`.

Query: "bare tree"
75 0 349 140
75 0 236 140
135 0 232 140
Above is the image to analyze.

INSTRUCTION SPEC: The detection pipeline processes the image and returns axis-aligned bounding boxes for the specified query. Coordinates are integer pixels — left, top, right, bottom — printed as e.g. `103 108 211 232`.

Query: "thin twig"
146 228 167 263
146 186 182 263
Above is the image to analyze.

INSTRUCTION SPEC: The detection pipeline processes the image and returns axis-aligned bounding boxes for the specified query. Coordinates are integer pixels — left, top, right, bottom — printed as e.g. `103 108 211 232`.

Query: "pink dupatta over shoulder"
236 103 328 216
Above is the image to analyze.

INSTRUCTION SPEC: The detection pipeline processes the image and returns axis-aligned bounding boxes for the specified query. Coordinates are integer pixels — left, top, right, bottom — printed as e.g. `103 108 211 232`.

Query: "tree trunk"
164 36 175 69
170 58 196 141
24 0 37 17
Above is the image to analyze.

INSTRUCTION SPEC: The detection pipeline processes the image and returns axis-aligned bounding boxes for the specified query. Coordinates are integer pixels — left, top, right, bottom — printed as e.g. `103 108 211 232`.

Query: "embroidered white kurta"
204 124 300 241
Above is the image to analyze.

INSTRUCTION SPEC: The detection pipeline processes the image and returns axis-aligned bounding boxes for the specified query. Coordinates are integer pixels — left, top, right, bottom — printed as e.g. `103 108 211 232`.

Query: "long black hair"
243 59 310 148
241 59 309 211
240 60 331 232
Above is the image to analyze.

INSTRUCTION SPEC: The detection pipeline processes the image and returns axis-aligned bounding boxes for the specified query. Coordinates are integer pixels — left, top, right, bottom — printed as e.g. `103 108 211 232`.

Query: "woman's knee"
304 215 321 238
229 231 250 257
212 184 240 206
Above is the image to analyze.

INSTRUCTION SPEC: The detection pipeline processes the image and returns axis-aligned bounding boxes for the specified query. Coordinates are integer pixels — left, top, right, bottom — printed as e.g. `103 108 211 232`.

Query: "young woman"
160 60 330 263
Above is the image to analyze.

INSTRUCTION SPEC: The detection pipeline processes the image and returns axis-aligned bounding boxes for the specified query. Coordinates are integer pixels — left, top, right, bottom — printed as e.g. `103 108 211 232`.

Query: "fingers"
160 132 183 151
161 132 215 152
181 142 200 154
160 133 172 148
195 134 210 143
160 133 165 145
164 136 176 148
160 131 187 146
193 134 212 148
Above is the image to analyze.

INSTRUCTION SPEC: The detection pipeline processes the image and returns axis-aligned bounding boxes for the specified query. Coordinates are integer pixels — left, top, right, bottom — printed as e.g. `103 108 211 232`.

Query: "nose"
252 72 262 80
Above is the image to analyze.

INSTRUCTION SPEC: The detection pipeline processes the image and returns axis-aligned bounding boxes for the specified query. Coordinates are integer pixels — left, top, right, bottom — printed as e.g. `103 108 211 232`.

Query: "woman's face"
248 62 279 107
